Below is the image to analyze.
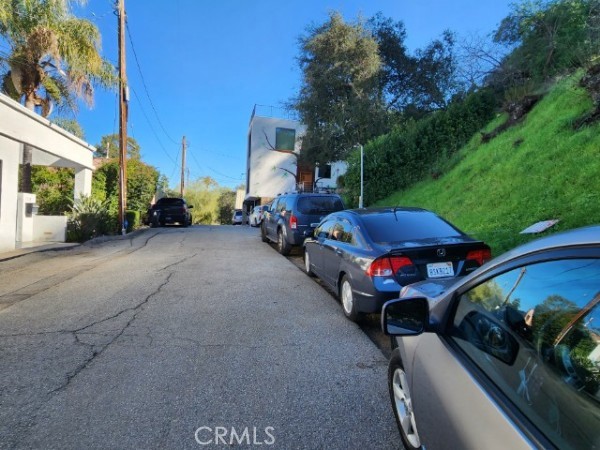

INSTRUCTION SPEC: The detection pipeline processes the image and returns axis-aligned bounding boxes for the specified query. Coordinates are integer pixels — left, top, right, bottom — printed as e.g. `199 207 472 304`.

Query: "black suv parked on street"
146 197 193 227
261 192 344 255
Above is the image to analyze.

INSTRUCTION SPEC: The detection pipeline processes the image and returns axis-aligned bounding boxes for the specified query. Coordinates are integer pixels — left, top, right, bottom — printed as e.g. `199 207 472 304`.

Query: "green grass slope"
377 75 600 255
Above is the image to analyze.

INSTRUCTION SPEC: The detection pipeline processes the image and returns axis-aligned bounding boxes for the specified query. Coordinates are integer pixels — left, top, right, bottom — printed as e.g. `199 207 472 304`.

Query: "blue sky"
72 0 512 189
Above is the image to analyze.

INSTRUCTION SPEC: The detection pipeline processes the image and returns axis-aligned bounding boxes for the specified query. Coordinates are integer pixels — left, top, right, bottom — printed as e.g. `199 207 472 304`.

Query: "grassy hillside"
376 74 600 255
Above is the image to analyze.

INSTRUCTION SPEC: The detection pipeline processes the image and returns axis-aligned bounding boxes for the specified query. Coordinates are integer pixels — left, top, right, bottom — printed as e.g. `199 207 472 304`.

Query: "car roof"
341 207 431 217
277 192 341 198
457 224 600 285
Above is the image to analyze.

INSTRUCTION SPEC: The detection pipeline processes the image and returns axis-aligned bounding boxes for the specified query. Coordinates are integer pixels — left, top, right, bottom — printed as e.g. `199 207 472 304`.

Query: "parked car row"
257 193 600 449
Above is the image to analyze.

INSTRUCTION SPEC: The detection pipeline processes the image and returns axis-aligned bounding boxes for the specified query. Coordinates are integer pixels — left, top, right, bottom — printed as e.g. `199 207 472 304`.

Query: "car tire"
261 224 269 243
340 275 361 322
304 248 314 276
277 229 291 256
388 349 422 450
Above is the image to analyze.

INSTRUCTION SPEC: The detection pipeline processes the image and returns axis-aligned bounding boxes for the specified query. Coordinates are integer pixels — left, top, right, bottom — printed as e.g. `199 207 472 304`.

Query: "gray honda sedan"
304 207 491 322
382 225 600 450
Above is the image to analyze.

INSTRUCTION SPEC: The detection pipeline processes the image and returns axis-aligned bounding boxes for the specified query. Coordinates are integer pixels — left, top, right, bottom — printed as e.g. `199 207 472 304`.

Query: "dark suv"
147 197 193 227
261 192 344 255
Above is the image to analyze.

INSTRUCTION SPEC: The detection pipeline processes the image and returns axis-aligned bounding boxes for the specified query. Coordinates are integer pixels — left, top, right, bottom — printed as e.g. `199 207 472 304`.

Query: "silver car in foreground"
382 225 600 450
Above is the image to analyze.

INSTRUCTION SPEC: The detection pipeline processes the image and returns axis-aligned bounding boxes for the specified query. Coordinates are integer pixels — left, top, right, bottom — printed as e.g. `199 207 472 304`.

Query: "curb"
0 227 152 262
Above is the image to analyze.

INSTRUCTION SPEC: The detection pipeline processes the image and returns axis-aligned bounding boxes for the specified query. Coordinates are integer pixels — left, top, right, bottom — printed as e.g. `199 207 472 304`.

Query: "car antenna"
393 206 400 222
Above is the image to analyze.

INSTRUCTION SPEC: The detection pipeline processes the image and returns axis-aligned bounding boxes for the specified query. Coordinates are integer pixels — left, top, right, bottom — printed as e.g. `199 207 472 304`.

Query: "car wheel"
340 275 361 322
304 248 314 276
388 349 422 450
261 224 269 243
277 229 291 256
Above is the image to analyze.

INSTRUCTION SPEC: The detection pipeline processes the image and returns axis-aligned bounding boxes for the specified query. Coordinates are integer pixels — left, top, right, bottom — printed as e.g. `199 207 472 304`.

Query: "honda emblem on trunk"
437 248 446 257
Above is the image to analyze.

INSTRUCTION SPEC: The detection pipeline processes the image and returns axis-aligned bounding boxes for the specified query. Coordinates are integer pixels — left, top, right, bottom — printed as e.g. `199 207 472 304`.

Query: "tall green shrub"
344 88 499 206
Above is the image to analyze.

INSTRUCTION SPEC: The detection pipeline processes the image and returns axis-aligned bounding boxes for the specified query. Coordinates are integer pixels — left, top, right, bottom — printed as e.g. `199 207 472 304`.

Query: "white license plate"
427 262 454 278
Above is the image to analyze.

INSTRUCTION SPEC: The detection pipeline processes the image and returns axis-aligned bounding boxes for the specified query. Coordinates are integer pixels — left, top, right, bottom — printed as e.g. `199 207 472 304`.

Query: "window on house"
318 164 332 179
275 128 296 151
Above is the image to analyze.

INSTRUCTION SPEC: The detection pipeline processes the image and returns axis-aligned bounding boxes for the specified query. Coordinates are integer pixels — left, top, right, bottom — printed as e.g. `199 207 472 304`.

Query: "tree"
93 158 160 218
292 12 388 164
53 117 85 139
95 134 142 159
184 177 220 224
217 190 236 225
367 14 415 112
492 0 600 85
369 14 461 116
0 0 115 192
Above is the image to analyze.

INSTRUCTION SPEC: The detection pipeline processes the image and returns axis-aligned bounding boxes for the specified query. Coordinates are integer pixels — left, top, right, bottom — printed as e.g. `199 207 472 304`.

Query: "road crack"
49 271 174 395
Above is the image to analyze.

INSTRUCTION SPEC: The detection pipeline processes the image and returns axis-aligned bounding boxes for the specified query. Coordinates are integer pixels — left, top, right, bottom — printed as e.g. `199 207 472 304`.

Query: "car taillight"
290 214 297 229
367 256 413 277
466 248 492 266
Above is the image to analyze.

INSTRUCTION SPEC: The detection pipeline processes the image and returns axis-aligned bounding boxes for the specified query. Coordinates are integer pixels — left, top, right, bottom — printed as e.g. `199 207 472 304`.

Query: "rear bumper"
353 289 399 314
160 213 188 224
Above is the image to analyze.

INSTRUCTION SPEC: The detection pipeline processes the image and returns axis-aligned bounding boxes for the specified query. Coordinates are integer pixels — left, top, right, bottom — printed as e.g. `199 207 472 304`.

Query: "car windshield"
361 210 462 243
297 197 344 215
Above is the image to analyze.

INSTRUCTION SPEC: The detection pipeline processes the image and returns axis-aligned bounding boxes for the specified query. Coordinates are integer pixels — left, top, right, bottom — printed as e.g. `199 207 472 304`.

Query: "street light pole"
359 144 364 208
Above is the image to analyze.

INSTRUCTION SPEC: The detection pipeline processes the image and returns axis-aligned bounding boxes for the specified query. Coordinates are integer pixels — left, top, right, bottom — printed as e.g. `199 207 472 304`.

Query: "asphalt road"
0 225 401 449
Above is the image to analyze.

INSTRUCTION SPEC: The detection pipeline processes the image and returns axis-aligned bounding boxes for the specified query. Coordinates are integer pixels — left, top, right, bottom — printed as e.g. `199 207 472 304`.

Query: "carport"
0 92 95 252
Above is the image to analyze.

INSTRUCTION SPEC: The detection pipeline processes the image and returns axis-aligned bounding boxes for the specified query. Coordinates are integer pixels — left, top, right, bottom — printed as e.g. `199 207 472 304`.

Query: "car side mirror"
188 205 194 209
381 297 429 336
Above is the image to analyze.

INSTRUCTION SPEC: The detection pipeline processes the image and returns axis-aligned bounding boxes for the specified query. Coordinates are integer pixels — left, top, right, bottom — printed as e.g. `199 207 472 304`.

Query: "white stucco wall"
315 161 348 190
32 215 67 242
0 136 20 252
247 116 306 199
0 92 95 251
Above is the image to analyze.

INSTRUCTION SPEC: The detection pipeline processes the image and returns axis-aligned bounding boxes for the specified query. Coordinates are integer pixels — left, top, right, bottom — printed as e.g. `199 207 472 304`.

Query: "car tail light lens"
290 214 297 229
466 248 492 266
367 256 413 277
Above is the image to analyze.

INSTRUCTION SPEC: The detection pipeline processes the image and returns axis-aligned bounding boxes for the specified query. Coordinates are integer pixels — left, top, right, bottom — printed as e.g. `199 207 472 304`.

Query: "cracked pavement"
0 226 401 449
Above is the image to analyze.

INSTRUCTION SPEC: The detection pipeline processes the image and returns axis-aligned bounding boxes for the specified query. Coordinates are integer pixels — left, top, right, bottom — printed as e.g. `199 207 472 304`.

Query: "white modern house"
0 92 95 252
244 105 346 208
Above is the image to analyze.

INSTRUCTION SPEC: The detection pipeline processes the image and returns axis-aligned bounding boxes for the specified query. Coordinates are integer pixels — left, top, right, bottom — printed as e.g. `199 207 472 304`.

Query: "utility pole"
180 136 186 197
117 0 128 234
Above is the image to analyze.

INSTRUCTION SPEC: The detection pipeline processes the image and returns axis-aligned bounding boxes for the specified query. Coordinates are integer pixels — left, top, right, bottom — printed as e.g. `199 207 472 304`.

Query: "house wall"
247 116 306 199
0 92 95 251
32 216 67 242
315 161 348 190
0 136 20 252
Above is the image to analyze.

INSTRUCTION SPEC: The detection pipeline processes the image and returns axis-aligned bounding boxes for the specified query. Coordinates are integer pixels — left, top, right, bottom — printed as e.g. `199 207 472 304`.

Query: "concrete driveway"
0 225 401 449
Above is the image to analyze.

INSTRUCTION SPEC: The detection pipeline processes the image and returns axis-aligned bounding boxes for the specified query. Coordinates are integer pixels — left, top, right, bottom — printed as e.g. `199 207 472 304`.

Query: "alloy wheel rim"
392 368 421 448
341 281 353 314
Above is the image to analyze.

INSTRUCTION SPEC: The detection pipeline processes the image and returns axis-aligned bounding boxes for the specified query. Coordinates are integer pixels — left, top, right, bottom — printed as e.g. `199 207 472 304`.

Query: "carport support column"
74 168 93 201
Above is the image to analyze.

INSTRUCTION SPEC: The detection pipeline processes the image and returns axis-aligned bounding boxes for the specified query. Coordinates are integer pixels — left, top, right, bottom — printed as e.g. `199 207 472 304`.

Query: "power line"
125 19 180 146
129 85 177 166
207 165 244 181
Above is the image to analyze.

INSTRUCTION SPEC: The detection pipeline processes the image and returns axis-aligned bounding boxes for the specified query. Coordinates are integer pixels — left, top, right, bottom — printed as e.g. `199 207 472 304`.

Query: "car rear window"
361 210 462 243
297 196 344 215
157 198 184 205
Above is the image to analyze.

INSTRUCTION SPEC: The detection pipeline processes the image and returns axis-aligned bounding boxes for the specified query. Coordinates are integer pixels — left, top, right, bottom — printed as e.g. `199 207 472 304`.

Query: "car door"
309 218 336 277
264 198 279 239
409 254 600 449
320 219 350 287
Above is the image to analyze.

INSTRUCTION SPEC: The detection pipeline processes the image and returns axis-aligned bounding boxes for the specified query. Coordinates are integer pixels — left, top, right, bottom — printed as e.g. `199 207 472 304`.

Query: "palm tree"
0 0 116 192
